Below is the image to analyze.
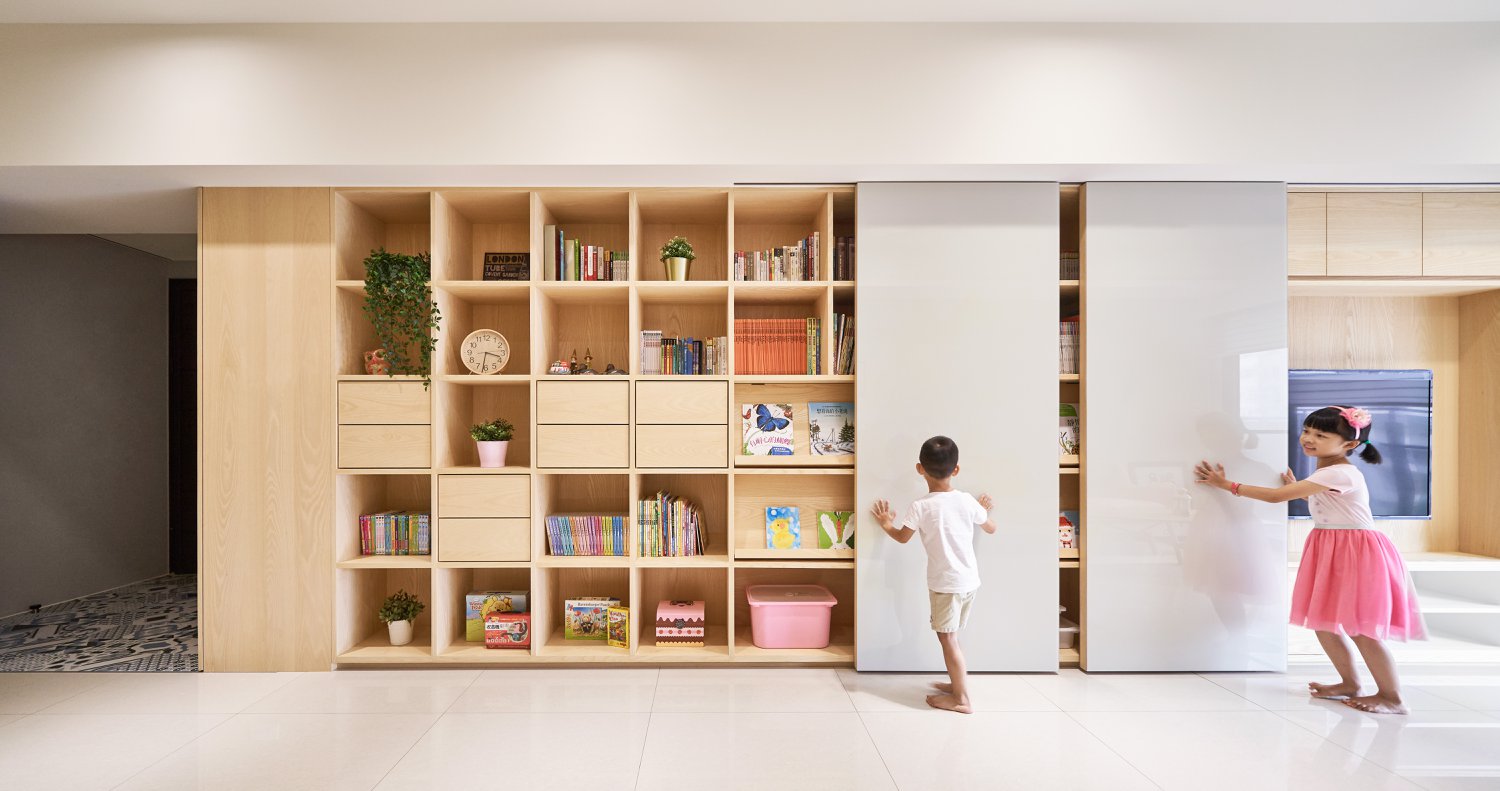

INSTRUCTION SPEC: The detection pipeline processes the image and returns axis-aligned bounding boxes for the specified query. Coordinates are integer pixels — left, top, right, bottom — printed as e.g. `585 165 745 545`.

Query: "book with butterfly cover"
808 401 854 456
741 403 794 456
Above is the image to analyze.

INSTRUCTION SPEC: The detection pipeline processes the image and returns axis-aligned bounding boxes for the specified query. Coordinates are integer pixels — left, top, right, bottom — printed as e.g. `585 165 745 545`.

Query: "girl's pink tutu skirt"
1290 527 1427 642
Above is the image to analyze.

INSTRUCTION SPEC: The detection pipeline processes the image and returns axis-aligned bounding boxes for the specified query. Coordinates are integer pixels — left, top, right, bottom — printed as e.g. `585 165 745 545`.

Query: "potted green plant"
470 417 515 468
362 248 442 388
659 236 695 282
378 589 425 646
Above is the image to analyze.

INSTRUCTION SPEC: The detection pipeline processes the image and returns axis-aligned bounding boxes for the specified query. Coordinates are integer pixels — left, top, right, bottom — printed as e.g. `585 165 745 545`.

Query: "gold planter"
664 256 690 281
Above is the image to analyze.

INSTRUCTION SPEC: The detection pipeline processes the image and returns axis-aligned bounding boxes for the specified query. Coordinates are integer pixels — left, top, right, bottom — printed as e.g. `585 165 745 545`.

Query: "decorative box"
564 597 619 640
484 612 530 649
655 600 706 647
465 590 529 642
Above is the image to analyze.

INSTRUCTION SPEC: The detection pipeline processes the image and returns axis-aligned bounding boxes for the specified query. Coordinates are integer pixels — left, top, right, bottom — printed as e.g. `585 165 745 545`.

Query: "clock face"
461 329 511 374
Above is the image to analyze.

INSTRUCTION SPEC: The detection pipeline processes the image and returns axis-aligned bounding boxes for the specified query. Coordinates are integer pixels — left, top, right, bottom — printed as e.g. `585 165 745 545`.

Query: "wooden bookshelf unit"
332 187 857 666
1060 184 1087 668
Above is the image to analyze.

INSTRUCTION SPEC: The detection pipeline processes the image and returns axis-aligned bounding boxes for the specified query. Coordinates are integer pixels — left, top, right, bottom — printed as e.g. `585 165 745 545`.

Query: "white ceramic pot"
388 619 414 646
477 440 509 468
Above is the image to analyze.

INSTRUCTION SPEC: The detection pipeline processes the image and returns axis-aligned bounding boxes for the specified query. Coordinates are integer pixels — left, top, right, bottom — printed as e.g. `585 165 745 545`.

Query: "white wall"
0 236 172 616
0 23 1497 172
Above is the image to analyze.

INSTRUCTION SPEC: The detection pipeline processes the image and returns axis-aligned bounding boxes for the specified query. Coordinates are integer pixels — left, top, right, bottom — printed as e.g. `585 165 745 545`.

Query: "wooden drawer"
338 382 431 424
438 474 531 518
536 425 630 468
636 425 729 469
536 380 629 424
1423 193 1500 276
636 381 729 425
438 518 530 562
1327 193 1422 276
338 425 431 469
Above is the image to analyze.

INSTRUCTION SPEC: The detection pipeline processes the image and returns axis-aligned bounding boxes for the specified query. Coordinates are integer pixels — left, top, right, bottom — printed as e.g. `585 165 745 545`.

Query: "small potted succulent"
659 236 695 281
378 589 425 646
470 417 515 468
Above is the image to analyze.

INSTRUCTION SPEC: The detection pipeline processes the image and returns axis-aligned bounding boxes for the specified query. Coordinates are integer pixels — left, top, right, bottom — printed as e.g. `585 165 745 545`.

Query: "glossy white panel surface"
1084 181 1289 671
856 182 1060 671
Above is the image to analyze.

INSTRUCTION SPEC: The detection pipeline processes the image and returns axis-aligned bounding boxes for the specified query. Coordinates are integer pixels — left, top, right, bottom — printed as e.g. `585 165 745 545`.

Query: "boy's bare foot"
1308 681 1360 699
926 693 972 714
1343 694 1408 715
931 681 953 693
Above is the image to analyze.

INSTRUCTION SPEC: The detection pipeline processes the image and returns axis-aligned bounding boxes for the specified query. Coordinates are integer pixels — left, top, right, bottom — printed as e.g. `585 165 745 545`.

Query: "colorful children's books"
465 590 529 642
808 402 855 456
816 510 855 550
484 613 530 649
654 600 706 647
766 506 801 549
742 403 795 456
606 606 630 649
564 597 619 640
1059 403 1081 456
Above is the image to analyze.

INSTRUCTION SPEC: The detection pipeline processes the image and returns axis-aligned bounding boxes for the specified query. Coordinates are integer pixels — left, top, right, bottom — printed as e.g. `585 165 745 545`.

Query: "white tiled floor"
2 664 1499 790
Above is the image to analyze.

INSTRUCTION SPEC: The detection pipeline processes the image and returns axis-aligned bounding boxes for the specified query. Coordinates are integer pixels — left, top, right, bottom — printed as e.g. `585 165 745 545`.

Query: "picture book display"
808 402 854 455
484 613 530 649
466 590 529 642
816 511 855 550
564 597 620 640
654 600 706 647
1059 403 1080 456
742 403 794 456
766 506 801 549
607 606 630 649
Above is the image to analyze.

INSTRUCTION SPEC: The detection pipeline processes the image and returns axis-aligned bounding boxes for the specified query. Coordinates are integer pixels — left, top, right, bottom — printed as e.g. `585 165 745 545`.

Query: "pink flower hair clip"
1337 406 1372 430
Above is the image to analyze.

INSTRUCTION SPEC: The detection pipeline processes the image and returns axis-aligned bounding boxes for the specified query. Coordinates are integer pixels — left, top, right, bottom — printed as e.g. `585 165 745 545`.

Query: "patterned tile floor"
0 575 197 672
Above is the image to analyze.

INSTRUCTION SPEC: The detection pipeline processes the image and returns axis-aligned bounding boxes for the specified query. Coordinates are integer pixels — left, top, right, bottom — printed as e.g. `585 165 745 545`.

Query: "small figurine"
569 349 579 374
583 348 593 371
603 363 627 375
1059 516 1076 549
363 348 390 376
548 359 571 375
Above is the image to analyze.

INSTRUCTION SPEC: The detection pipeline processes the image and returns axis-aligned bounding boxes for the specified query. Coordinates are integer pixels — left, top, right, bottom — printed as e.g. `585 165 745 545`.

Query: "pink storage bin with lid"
745 584 838 649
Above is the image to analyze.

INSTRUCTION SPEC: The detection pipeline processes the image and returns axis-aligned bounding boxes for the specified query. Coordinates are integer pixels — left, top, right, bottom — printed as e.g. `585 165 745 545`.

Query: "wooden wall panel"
1327 193 1422 277
1287 192 1327 276
1458 290 1500 557
201 187 334 671
1425 193 1500 276
1288 296 1459 553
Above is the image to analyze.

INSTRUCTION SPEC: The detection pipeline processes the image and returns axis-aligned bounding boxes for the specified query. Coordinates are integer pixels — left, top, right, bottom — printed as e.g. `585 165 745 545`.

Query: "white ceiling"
3 0 1499 24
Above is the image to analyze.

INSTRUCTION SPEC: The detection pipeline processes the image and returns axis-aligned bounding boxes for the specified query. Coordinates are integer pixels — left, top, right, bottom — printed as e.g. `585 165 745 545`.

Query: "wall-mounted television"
1287 369 1432 519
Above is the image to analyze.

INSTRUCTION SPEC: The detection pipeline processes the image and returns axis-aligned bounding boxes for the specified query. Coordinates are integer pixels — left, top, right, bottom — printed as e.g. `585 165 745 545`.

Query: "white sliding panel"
856 182 1059 671
1084 182 1289 672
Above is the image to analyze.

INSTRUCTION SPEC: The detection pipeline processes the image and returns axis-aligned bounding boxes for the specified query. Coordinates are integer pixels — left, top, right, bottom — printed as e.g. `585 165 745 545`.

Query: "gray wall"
0 235 175 616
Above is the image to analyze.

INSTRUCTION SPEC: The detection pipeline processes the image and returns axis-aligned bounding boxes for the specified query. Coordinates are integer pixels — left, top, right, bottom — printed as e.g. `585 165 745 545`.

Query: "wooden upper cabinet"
1287 193 1327 276
1423 193 1500 276
1327 193 1422 276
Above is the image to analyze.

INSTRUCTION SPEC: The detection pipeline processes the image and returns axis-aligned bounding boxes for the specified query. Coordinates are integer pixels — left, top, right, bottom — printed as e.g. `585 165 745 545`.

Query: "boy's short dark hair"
919 436 958 479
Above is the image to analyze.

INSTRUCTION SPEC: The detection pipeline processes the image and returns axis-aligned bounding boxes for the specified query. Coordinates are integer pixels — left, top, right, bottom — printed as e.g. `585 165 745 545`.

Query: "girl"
1194 405 1425 715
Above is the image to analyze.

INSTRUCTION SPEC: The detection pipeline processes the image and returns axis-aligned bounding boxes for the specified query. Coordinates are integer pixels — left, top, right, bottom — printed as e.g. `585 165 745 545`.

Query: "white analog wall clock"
461 329 511 374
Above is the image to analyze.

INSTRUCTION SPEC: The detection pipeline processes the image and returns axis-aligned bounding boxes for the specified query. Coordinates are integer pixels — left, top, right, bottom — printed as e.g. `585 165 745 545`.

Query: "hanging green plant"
362 248 441 388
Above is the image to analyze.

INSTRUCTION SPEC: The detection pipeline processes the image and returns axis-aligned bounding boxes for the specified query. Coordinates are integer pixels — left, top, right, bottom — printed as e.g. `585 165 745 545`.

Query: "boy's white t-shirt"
901 490 988 594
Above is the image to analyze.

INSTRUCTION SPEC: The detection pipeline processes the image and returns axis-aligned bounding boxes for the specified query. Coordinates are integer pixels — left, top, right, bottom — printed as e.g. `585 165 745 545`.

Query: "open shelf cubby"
536 190 629 281
336 566 433 663
635 284 731 373
731 566 855 663
433 189 532 282
538 472 631 560
435 380 531 470
336 190 432 281
732 189 833 281
734 470 855 561
432 566 534 662
638 189 729 282
536 286 629 376
637 473 730 564
733 381 855 466
335 473 433 567
638 567 732 660
436 282 531 377
534 566 633 660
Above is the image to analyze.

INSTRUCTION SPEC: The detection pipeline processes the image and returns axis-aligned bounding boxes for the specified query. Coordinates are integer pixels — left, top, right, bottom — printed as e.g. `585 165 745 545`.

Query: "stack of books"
639 331 728 375
1059 315 1080 375
545 514 628 557
637 491 707 557
830 313 855 375
734 232 819 281
359 511 431 556
834 235 856 280
543 224 624 281
733 317 820 375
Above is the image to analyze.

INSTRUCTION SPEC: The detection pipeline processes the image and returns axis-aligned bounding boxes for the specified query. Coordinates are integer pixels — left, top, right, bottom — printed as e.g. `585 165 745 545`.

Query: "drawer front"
536 381 629 424
438 474 531 518
536 425 630 469
636 381 729 424
438 518 530 562
338 425 431 469
636 425 729 469
338 382 431 424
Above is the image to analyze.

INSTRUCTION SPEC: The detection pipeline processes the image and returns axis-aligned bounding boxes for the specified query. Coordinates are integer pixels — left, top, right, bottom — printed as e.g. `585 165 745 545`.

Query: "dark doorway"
169 278 197 574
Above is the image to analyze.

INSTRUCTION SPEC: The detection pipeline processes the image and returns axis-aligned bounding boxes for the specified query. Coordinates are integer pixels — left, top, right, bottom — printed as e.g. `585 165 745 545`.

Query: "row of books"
1060 252 1080 281
733 317 821 375
1060 316 1080 375
833 236 856 281
639 331 729 376
637 491 708 557
543 224 628 281
545 514 628 557
359 511 431 556
829 313 855 376
734 232 819 281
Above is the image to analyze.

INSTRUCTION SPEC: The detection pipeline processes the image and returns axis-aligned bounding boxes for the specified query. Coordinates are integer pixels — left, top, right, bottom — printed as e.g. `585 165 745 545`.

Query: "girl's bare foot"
931 681 953 693
1344 694 1408 714
926 693 972 714
1308 681 1360 699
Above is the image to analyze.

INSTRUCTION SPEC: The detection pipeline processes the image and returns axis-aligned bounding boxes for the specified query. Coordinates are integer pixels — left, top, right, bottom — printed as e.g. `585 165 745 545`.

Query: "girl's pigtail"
1358 441 1383 465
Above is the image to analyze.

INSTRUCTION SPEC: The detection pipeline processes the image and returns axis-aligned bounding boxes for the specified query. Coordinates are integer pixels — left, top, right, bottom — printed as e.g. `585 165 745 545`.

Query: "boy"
871 435 996 714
